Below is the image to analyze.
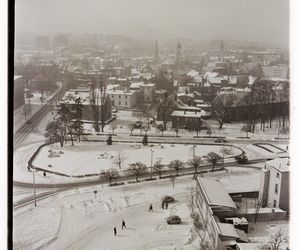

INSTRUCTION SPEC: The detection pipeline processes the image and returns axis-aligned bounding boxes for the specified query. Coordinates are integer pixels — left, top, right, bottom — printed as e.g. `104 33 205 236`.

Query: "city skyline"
15 0 289 48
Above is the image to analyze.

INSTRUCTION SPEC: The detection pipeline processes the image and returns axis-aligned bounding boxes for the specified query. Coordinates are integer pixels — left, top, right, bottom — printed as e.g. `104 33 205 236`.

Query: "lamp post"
32 167 37 207
150 149 154 179
192 145 196 158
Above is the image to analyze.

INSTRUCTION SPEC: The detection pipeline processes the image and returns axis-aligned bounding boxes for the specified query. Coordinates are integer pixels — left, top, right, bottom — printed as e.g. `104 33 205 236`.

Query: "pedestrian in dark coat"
122 220 126 229
165 202 168 209
114 227 117 236
43 171 46 177
161 202 165 210
149 203 153 212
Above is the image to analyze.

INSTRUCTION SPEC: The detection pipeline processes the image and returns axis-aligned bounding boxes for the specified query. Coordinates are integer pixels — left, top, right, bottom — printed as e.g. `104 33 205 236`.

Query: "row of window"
110 95 128 99
112 100 128 106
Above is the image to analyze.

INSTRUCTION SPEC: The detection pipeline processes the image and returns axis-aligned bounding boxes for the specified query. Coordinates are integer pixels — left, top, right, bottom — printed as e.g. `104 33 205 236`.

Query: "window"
111 95 114 98
119 101 121 105
275 184 279 194
125 96 127 99
119 95 121 99
112 101 114 106
125 101 128 106
273 199 277 208
276 172 280 178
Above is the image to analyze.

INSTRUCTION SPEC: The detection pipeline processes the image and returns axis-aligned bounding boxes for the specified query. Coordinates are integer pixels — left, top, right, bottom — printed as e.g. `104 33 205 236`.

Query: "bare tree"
206 127 212 137
241 122 252 138
206 152 221 171
260 229 288 250
114 152 125 169
190 212 214 250
153 161 164 179
157 93 175 130
127 162 147 182
188 156 202 177
128 123 135 135
169 159 184 176
101 168 119 186
170 175 176 188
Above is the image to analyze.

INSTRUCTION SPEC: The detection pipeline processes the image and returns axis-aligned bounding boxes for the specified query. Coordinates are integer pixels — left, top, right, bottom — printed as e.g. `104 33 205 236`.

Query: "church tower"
154 40 160 63
176 41 182 64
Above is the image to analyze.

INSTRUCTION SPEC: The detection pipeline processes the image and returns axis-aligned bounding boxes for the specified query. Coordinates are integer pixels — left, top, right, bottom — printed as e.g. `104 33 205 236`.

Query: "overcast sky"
15 0 289 46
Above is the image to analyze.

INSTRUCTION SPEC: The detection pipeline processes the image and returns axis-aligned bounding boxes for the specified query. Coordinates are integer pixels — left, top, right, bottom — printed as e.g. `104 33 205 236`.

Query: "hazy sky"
15 0 289 46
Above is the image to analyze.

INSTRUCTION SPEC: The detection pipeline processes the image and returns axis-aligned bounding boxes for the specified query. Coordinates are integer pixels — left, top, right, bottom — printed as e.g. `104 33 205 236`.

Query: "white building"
259 158 289 212
107 89 138 108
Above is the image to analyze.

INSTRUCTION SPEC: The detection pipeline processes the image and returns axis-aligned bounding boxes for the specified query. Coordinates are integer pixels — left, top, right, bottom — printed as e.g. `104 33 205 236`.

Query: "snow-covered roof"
171 110 201 118
267 158 290 173
197 177 237 209
187 69 199 78
107 89 136 95
14 75 23 81
236 243 262 250
217 223 239 238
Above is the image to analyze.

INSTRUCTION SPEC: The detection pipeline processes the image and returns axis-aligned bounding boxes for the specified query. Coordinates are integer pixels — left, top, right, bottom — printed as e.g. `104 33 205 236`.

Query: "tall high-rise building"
154 40 160 63
176 41 182 64
220 40 224 61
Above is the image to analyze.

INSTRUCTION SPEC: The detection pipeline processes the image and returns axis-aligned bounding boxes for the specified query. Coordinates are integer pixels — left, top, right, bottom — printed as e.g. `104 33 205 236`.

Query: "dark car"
162 195 175 203
235 155 248 164
167 215 182 224
133 121 142 129
214 138 228 143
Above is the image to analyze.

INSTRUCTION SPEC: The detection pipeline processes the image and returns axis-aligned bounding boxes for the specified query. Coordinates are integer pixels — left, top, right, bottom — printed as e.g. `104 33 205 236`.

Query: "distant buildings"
35 35 50 50
262 65 289 81
14 76 25 110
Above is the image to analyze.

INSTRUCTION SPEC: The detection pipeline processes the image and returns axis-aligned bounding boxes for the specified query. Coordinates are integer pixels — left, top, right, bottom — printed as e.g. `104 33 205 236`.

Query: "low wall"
240 210 288 222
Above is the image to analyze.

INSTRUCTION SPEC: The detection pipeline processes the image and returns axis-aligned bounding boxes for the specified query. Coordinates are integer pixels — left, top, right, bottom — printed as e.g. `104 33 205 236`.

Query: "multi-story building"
195 177 238 249
107 89 138 109
262 65 289 81
14 76 25 110
259 157 289 212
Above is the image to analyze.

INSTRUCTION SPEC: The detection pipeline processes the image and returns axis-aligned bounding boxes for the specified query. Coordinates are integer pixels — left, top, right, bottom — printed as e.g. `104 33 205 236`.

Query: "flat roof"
217 223 239 238
267 157 290 173
197 177 237 209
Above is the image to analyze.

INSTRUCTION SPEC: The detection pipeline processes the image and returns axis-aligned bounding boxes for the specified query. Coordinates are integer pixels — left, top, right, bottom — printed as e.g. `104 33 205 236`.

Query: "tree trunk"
136 174 139 182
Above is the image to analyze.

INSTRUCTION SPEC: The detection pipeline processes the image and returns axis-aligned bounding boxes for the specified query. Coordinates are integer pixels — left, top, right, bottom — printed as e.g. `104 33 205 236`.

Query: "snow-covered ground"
14 176 196 250
13 168 262 250
32 142 242 176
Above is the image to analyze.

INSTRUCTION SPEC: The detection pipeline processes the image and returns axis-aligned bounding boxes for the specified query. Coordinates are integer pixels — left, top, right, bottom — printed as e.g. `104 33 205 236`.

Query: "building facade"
107 89 138 109
14 76 25 110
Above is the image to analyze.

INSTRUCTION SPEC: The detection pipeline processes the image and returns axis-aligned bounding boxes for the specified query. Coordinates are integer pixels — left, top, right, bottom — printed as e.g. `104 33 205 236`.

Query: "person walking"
165 202 168 210
161 202 165 210
149 203 153 212
122 220 126 229
114 227 117 236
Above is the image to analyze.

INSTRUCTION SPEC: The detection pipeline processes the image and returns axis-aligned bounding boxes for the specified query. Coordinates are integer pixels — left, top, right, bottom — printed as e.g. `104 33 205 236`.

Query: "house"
130 82 156 103
14 76 25 110
259 157 289 212
107 89 138 109
171 110 202 129
60 88 112 124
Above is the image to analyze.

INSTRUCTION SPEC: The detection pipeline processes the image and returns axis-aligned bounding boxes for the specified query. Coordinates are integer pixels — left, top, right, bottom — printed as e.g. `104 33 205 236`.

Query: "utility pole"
150 149 154 179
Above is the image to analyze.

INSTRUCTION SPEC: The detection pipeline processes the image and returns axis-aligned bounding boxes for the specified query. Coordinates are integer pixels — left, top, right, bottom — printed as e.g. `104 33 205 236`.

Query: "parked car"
167 215 182 224
162 195 175 203
214 138 228 143
112 108 118 113
235 155 248 164
133 121 142 129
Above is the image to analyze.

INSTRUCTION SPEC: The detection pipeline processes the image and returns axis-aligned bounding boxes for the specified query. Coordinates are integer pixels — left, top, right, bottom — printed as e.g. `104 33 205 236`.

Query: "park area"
32 142 243 176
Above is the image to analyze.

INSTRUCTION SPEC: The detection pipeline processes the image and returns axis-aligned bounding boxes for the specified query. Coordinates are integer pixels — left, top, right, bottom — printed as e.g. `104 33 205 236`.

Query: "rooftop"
267 157 290 173
197 177 237 210
171 110 202 118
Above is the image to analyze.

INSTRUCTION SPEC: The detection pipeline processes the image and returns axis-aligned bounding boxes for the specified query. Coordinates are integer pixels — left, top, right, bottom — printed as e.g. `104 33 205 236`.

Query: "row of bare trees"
101 152 222 186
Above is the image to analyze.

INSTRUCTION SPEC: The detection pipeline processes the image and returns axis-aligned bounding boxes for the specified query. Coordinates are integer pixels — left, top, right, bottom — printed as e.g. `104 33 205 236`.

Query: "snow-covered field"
32 142 242 175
